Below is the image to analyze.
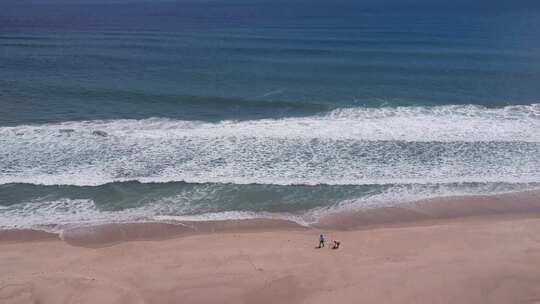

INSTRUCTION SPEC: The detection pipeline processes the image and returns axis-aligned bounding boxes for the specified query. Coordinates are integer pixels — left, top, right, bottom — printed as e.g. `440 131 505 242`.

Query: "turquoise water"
1 1 540 229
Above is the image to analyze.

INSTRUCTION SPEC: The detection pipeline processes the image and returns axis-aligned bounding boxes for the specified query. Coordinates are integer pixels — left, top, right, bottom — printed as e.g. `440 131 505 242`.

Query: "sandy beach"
2 191 540 304
2 1 540 303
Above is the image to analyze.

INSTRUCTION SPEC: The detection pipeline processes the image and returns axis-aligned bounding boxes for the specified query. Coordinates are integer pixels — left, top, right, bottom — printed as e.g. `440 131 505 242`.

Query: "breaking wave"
1 104 539 187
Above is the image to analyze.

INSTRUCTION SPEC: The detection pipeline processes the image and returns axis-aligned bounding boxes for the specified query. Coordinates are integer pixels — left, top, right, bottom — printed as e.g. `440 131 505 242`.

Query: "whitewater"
1 104 540 230
1 104 539 186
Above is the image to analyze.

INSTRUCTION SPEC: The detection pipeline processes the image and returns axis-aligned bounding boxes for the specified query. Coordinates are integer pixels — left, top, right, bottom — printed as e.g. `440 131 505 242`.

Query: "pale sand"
2 191 540 303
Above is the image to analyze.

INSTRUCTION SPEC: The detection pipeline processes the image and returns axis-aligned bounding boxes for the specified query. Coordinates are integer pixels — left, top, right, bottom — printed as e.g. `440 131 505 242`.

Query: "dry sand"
2 192 540 304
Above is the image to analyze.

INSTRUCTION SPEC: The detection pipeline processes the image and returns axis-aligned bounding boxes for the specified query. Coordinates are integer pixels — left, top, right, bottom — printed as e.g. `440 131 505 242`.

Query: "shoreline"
2 190 540 303
2 189 539 247
3 208 540 303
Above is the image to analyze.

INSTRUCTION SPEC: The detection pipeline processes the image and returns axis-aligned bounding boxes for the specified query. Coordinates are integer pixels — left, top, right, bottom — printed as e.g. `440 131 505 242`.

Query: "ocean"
1 1 540 230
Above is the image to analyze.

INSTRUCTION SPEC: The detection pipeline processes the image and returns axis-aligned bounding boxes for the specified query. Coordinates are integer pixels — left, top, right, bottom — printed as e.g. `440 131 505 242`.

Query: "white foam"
2 183 537 231
0 197 307 231
152 211 312 227
0 198 154 232
1 104 539 186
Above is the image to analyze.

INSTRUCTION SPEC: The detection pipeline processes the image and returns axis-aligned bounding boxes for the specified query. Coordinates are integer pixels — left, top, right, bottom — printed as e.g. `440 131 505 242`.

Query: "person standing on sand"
318 234 325 248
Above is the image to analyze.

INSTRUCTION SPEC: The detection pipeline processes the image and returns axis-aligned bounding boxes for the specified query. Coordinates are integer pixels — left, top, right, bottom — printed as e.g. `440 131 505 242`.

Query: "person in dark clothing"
318 234 325 248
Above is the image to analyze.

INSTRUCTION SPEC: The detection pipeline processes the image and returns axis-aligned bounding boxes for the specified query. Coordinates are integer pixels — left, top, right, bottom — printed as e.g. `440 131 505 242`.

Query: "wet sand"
2 191 540 303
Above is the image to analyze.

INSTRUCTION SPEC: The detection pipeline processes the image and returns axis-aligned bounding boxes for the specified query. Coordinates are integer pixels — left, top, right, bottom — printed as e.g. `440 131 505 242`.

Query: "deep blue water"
1 1 540 229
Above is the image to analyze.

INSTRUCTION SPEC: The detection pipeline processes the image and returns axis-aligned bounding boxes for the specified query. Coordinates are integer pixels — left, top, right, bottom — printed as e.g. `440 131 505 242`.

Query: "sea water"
1 0 540 230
